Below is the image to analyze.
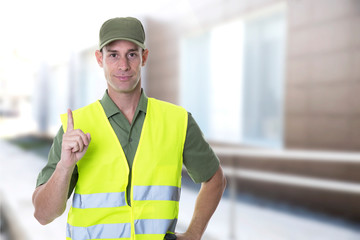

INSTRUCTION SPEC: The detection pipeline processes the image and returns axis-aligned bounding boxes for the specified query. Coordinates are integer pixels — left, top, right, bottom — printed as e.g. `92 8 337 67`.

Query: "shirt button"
129 138 133 142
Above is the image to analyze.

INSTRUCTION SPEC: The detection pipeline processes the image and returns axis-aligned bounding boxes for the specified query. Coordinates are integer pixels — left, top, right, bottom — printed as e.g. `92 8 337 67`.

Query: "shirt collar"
100 89 148 119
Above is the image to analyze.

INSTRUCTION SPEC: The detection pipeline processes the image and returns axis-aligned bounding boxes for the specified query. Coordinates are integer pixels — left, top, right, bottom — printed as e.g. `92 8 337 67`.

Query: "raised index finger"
67 108 74 131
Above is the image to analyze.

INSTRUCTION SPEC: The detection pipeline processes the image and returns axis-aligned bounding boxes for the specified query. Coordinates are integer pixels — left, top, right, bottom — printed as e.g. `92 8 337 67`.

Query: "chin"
110 86 139 94
107 79 141 94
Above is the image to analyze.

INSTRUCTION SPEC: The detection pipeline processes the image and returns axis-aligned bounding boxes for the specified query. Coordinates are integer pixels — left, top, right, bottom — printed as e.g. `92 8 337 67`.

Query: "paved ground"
1 139 360 240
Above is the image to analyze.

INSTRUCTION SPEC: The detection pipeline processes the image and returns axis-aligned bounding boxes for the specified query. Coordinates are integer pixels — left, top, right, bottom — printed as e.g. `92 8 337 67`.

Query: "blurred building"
143 0 360 152
1 0 360 227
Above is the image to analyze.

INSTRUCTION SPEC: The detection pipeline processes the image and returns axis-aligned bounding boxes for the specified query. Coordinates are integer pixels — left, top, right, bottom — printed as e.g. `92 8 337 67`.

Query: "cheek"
104 61 115 73
103 65 113 80
131 60 142 71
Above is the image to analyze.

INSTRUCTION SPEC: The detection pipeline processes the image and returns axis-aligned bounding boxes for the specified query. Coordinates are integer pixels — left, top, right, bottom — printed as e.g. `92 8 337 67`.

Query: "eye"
109 53 118 58
128 52 138 58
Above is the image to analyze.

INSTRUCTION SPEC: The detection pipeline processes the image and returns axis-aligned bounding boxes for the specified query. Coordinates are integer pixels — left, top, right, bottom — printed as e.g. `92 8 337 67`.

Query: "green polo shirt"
36 90 219 200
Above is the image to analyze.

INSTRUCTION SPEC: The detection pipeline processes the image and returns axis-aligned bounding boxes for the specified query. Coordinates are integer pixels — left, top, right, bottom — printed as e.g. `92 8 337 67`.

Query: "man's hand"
175 232 198 240
59 109 91 170
33 109 91 225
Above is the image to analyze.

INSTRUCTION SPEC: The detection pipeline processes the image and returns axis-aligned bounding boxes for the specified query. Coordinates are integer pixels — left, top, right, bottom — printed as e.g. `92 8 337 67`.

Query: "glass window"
180 32 212 136
242 10 286 148
180 5 286 148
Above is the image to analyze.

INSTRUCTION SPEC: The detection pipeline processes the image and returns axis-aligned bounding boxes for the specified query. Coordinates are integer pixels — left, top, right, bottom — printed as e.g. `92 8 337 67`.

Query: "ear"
95 50 104 68
141 49 149 67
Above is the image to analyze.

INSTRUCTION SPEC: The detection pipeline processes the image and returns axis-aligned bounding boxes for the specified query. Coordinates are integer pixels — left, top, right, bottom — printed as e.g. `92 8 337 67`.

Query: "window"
242 8 286 148
180 4 286 148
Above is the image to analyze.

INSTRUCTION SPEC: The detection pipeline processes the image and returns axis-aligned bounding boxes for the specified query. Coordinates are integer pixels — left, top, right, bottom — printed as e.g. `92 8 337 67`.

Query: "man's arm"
32 109 91 225
177 166 227 240
32 161 75 225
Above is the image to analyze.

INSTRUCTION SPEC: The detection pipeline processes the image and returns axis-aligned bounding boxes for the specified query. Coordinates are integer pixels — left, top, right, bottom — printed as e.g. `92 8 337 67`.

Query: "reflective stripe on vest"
72 185 180 210
61 98 188 240
66 223 131 239
134 219 177 234
72 192 127 209
67 219 177 239
133 185 181 201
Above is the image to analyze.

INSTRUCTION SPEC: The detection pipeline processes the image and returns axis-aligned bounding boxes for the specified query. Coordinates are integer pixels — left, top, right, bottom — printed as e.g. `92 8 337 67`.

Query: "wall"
285 0 360 151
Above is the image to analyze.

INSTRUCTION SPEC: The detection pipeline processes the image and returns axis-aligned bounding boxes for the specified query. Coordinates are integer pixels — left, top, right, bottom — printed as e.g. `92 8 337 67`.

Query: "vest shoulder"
72 101 101 114
61 101 100 116
60 101 102 132
149 98 187 114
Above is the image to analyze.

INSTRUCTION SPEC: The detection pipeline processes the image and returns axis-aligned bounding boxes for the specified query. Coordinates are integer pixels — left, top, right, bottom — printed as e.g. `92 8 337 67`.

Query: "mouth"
114 75 132 81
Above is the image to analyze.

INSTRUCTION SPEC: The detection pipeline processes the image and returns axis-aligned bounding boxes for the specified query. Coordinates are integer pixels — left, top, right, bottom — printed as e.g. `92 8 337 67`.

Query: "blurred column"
229 156 237 240
34 61 50 134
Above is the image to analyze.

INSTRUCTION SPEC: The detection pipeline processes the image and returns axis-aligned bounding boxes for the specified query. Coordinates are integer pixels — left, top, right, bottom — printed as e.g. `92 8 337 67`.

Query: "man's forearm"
179 166 227 240
32 161 74 225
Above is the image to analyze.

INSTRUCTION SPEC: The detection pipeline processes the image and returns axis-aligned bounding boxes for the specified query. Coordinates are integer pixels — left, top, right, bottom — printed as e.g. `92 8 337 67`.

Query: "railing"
215 147 360 239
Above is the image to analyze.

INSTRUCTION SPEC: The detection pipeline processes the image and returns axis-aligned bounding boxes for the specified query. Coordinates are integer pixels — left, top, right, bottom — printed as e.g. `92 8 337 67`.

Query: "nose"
118 57 129 71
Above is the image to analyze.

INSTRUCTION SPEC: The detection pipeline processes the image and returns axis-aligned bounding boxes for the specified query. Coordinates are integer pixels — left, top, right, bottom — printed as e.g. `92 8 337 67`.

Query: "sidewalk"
1 139 360 240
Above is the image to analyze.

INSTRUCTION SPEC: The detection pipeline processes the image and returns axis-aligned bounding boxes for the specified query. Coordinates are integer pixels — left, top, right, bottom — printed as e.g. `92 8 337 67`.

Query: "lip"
114 75 132 81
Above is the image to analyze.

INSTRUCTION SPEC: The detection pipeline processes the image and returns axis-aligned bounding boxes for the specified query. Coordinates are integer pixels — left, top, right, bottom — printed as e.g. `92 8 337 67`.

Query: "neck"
107 85 142 124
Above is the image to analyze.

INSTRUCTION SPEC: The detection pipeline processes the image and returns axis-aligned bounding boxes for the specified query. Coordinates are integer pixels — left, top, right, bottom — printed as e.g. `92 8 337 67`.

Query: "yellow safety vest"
60 98 188 240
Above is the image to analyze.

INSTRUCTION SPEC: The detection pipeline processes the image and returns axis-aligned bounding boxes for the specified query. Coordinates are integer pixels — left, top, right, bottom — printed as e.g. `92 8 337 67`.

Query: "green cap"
99 17 146 50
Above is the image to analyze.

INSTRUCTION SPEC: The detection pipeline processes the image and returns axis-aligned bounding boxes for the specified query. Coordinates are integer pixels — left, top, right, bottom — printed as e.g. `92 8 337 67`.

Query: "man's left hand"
175 232 199 240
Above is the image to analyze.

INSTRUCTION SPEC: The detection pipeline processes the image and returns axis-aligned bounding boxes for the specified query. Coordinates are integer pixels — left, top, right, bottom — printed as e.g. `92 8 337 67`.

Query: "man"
32 17 226 240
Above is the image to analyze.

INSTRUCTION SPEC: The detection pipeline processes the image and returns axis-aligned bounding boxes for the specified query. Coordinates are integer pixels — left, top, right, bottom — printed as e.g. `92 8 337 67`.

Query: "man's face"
95 40 148 94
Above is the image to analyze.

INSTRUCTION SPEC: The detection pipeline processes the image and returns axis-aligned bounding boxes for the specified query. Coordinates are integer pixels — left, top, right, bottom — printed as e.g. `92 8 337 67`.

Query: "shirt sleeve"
35 126 78 199
183 113 220 183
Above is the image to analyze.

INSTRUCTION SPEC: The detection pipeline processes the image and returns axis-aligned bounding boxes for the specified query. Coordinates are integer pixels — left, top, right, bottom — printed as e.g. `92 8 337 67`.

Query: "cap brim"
100 37 145 50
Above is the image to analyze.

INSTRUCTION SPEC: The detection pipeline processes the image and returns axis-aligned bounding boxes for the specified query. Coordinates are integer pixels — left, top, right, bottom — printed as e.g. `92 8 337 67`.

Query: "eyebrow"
106 48 139 53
